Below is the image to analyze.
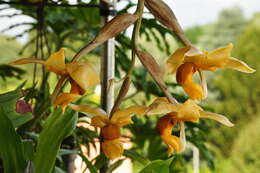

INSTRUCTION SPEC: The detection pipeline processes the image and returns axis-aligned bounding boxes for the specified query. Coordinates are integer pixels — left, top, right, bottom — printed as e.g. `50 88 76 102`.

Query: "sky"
0 0 259 43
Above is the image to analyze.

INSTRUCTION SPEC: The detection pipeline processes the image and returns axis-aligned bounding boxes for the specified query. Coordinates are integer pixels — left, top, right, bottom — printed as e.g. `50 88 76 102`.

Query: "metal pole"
100 1 116 172
100 0 116 114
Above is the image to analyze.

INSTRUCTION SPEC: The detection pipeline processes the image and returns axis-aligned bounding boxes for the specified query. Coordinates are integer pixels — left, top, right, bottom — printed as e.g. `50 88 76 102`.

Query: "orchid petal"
176 99 202 122
45 48 67 74
198 69 208 99
9 58 45 65
208 43 233 60
184 46 203 57
146 97 177 115
161 134 181 155
181 82 204 100
91 115 109 128
102 139 123 160
226 57 256 73
112 106 148 127
199 110 234 127
66 62 100 91
69 104 107 117
53 93 80 112
166 47 189 74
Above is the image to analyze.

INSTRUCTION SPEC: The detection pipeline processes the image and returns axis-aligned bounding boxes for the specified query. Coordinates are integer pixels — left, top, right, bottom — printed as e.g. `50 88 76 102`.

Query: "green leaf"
0 106 27 173
107 159 125 173
139 159 172 173
169 155 187 173
0 86 33 127
54 167 66 173
22 139 34 161
78 153 98 173
124 150 149 165
33 108 78 173
58 149 77 156
94 153 108 170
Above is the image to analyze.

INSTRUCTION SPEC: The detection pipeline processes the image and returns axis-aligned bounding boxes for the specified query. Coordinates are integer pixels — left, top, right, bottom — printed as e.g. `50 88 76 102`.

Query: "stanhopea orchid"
146 97 234 155
166 44 255 100
10 49 100 111
69 104 147 160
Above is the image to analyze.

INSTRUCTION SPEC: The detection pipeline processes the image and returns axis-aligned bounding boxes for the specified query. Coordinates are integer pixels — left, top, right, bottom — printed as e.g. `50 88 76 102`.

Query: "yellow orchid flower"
146 97 234 155
69 104 147 160
166 44 255 100
10 48 67 75
10 49 100 110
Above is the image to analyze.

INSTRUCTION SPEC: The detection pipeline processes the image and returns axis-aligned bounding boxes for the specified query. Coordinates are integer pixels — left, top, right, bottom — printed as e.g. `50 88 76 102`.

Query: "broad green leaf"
22 139 34 161
0 85 33 127
34 108 78 173
0 106 27 173
139 159 172 173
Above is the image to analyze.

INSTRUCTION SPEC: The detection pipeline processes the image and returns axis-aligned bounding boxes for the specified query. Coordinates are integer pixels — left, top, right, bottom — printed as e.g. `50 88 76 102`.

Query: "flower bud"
16 100 33 114
145 0 182 34
95 13 138 44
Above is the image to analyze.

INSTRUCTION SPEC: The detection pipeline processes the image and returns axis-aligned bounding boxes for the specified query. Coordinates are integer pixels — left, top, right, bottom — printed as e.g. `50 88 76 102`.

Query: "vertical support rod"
100 0 116 115
100 1 116 172
193 145 200 173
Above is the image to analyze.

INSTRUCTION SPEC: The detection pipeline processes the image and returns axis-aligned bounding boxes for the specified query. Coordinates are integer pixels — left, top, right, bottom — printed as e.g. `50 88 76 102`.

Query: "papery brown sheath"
144 0 191 46
73 13 138 61
136 50 178 105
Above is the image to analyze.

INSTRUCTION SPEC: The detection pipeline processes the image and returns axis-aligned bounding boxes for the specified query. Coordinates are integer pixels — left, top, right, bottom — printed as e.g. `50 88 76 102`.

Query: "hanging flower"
10 49 100 110
70 104 147 160
146 97 234 155
166 44 255 100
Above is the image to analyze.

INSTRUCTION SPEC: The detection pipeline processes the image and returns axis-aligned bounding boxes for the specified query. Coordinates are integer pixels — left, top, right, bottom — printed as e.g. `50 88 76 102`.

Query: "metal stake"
100 0 116 172
100 0 116 114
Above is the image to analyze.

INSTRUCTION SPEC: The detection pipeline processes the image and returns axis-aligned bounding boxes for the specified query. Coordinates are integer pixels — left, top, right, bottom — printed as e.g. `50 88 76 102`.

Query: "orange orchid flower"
10 49 100 111
70 104 147 160
146 97 234 155
166 44 255 100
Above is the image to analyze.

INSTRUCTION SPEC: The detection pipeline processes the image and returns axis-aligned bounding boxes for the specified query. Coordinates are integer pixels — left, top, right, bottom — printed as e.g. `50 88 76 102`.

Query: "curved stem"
128 0 144 76
109 0 145 118
50 76 67 103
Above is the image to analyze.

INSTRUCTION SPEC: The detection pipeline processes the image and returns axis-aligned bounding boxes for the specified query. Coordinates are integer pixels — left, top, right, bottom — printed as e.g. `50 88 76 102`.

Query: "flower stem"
50 76 66 103
109 0 145 118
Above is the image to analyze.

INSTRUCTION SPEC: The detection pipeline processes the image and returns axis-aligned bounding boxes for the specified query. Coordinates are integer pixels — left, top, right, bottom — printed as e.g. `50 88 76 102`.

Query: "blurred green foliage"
207 13 260 158
230 115 260 173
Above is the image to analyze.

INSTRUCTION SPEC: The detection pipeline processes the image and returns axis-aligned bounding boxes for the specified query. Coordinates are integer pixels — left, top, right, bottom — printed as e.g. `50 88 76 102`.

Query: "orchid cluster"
10 0 255 160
